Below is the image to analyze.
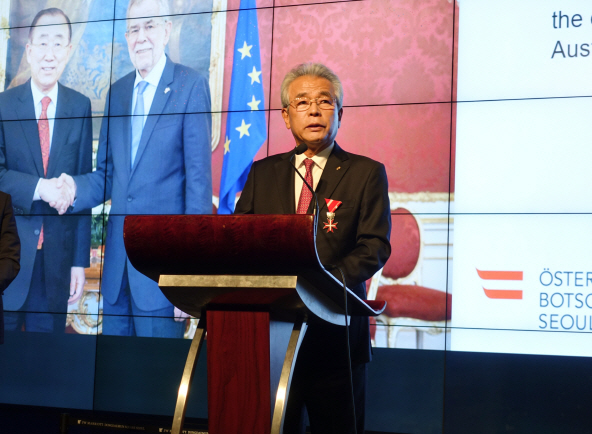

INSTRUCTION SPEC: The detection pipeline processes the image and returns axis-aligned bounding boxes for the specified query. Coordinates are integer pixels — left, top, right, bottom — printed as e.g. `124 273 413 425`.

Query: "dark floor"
0 405 400 434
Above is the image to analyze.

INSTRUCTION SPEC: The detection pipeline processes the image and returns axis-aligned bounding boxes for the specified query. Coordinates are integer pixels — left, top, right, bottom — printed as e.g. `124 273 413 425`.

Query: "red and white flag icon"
476 269 523 300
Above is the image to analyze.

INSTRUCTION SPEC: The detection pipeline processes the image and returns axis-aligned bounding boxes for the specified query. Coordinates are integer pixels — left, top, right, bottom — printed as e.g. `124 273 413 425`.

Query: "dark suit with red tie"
0 81 92 332
235 142 391 433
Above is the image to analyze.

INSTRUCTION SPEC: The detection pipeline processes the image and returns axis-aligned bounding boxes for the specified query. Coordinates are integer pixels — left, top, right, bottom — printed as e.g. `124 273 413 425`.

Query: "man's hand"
56 173 76 198
38 177 74 214
174 306 190 322
68 266 85 305
53 173 77 214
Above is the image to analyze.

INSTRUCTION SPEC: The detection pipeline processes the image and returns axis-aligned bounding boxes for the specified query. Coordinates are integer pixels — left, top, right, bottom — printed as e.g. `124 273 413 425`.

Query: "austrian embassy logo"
476 268 524 300
475 266 592 331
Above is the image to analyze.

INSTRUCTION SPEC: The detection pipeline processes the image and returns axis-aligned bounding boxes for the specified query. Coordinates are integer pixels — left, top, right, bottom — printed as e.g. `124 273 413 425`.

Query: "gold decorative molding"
419 217 453 224
66 291 103 335
209 0 227 151
0 0 10 92
389 192 454 203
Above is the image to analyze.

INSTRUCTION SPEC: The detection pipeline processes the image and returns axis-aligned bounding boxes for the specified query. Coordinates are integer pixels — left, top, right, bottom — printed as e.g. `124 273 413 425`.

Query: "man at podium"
235 63 391 434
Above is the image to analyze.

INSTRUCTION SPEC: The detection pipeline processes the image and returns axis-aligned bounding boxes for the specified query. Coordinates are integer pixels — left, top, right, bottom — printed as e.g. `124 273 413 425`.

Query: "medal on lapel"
323 199 342 233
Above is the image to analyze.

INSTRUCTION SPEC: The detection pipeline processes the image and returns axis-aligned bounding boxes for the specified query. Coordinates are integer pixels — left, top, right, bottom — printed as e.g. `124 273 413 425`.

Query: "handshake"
38 173 77 215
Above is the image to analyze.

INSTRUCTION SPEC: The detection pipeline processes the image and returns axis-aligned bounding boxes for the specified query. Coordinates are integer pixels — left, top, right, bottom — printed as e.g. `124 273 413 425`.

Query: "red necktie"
37 96 51 249
296 159 314 214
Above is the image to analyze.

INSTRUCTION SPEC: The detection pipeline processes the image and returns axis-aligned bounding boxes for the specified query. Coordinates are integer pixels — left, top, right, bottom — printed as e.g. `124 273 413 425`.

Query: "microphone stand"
289 143 358 433
289 143 320 234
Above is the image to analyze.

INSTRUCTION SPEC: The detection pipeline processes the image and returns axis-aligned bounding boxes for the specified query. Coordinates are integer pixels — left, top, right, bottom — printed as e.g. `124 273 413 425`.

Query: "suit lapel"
118 74 134 179
130 57 174 178
47 83 73 178
314 142 350 213
16 82 44 177
274 151 296 214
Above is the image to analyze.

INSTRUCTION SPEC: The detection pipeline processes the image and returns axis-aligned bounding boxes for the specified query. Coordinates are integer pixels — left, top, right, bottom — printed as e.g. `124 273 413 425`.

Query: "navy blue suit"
73 57 212 336
0 82 92 332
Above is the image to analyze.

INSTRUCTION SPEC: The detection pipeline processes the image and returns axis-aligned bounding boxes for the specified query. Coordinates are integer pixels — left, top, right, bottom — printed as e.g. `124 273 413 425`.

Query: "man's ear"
337 107 343 127
281 107 291 130
65 43 73 60
25 43 32 66
163 20 172 45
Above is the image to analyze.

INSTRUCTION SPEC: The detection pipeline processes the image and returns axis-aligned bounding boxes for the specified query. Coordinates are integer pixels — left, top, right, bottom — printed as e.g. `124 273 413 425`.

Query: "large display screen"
453 0 592 357
0 0 456 348
1 0 587 427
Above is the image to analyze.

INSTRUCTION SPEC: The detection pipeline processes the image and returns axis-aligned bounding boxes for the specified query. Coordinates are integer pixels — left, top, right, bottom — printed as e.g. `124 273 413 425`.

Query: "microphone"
289 143 320 232
294 142 308 155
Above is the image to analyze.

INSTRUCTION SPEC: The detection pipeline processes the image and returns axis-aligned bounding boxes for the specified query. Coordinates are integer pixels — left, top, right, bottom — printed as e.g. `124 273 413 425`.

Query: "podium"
124 214 386 434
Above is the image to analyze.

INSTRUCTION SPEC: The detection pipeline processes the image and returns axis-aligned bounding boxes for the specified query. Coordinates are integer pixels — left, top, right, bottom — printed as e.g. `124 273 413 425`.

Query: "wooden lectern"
124 214 386 434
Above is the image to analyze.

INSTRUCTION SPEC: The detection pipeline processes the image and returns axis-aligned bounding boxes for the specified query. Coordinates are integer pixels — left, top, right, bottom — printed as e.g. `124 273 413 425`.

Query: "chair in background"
368 208 451 348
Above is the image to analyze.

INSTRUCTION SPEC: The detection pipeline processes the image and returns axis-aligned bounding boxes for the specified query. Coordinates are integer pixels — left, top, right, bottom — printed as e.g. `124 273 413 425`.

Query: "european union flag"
218 0 267 214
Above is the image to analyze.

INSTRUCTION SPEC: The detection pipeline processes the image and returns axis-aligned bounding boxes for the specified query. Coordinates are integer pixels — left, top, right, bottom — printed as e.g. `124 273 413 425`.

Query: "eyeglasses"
288 96 336 112
127 21 162 39
31 42 69 54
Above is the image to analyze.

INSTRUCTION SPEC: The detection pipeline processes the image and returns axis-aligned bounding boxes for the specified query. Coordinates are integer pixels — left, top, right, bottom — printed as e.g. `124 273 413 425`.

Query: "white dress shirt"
32 81 59 201
294 142 334 211
131 53 167 128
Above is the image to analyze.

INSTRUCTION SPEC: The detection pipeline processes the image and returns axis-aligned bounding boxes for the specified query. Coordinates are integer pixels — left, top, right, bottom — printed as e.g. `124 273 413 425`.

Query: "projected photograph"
0 3 107 335
0 0 226 337
3 2 592 434
0 0 456 346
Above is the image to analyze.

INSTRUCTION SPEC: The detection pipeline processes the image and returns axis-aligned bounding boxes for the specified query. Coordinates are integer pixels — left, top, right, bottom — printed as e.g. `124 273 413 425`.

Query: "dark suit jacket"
0 82 91 313
73 57 212 312
235 143 391 366
0 192 20 344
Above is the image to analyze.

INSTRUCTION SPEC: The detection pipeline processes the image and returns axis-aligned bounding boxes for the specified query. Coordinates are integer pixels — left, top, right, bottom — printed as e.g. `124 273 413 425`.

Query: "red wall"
212 0 457 196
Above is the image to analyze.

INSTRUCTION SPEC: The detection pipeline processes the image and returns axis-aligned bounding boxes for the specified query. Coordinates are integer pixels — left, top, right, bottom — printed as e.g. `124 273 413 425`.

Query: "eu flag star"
247 66 262 84
237 41 253 59
247 95 261 111
236 119 251 138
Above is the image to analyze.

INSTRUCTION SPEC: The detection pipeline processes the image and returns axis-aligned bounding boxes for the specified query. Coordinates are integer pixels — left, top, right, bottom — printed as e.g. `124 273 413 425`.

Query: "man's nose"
308 100 321 115
43 49 56 60
137 26 147 42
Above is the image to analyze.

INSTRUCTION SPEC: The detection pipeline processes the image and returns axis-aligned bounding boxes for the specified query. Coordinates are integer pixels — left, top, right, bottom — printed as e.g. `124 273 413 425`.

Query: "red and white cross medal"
323 199 342 233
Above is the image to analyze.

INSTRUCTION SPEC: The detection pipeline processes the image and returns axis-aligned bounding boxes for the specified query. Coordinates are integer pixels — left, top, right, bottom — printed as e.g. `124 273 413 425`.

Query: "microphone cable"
291 144 357 433
325 264 358 434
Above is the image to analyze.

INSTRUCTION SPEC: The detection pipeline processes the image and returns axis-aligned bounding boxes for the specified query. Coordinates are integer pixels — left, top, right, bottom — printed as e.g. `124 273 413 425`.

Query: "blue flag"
218 0 267 214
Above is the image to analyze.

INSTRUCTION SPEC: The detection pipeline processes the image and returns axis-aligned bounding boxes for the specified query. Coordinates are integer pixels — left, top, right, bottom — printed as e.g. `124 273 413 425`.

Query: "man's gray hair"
281 63 343 109
126 0 170 21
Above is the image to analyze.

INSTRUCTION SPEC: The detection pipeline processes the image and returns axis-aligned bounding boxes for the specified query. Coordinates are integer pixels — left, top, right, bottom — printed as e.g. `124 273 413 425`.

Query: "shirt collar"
295 142 334 170
30 80 59 107
134 53 167 89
